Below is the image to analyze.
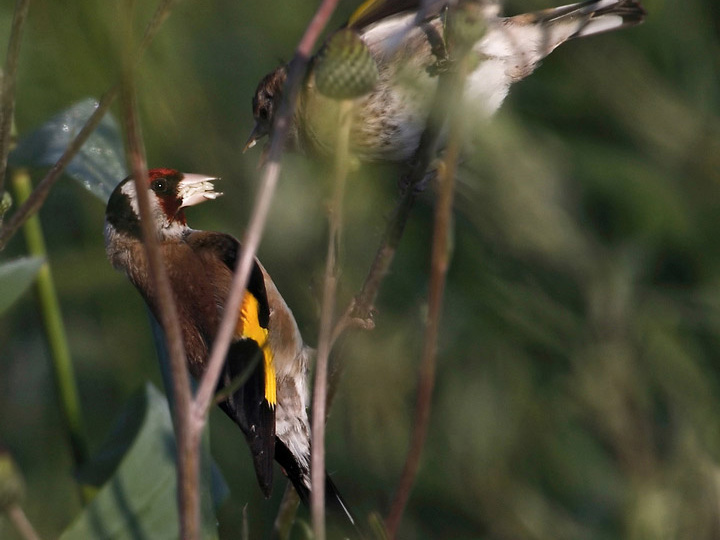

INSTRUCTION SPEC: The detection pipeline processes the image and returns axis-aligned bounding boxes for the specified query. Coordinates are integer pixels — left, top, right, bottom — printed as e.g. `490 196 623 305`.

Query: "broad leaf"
0 256 43 314
61 384 221 540
148 310 230 511
9 98 126 203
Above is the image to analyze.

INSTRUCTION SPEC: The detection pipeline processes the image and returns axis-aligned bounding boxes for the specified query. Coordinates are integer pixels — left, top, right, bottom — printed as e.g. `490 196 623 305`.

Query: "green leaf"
148 311 230 511
61 384 221 540
9 98 126 204
0 256 43 314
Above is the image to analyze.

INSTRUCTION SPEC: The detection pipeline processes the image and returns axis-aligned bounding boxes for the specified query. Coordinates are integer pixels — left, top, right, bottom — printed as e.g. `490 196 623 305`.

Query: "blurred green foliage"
1 0 719 538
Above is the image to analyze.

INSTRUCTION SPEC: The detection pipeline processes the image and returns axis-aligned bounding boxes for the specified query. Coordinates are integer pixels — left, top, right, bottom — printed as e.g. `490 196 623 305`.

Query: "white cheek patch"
120 178 168 230
120 180 140 217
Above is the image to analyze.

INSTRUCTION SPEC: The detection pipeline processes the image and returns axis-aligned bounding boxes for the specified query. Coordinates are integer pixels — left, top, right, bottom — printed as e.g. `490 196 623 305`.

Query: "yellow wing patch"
237 292 276 407
348 0 384 27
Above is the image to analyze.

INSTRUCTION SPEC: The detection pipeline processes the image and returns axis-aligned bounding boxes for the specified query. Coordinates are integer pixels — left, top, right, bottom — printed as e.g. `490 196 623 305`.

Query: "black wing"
218 340 276 497
347 0 445 30
186 231 276 496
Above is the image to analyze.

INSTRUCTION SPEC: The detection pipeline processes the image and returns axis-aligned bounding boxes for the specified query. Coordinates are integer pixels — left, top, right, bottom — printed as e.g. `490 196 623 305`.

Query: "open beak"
242 123 267 153
177 174 223 209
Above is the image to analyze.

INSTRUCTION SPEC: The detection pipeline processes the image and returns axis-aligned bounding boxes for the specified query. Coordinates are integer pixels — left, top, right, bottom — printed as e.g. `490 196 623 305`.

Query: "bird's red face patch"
147 168 186 224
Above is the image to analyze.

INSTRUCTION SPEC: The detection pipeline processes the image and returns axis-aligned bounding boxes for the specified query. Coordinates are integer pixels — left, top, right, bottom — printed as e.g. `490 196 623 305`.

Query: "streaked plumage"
245 0 646 162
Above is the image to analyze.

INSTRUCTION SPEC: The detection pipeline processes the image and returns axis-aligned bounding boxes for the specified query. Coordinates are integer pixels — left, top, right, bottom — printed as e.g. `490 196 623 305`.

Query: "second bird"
245 0 646 163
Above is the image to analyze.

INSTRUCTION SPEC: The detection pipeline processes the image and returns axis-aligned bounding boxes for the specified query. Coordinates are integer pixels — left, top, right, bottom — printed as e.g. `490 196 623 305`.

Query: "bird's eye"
258 106 268 121
151 178 168 193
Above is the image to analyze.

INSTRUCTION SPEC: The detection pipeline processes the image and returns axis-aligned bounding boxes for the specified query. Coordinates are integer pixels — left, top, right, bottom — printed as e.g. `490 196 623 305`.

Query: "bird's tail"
325 474 357 527
537 0 646 40
275 439 357 526
287 472 357 527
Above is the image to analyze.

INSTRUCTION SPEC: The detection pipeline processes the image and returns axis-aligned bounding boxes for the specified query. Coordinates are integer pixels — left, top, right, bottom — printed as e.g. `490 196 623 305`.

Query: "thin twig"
0 0 31 199
121 3 197 535
385 21 474 536
6 504 41 540
187 1 343 534
331 14 460 340
192 0 343 443
311 99 353 540
242 504 250 540
0 0 179 251
384 150 456 540
322 1 476 470
271 482 301 540
191 156 278 420
137 0 181 59
12 168 89 493
0 87 118 250
120 74 198 538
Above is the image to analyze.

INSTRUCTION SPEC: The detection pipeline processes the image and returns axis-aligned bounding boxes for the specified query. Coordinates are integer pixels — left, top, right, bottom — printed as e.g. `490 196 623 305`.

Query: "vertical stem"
0 0 31 198
0 0 179 251
271 482 301 540
11 169 89 479
192 0 343 424
311 99 353 540
384 52 468 539
120 75 198 539
384 148 457 540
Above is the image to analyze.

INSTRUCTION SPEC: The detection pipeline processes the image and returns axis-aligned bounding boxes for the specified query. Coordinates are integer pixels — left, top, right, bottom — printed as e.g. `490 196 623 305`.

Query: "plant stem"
11 168 89 480
0 0 31 198
120 74 198 539
0 87 118 251
0 0 180 251
311 99 353 540
384 49 469 540
271 482 301 540
6 504 41 540
192 0 343 424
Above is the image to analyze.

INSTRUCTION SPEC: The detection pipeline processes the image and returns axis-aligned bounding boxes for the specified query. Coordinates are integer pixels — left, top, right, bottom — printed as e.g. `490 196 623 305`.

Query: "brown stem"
193 0 343 445
271 482 301 540
6 504 42 540
324 0 476 472
137 0 181 59
339 7 458 330
311 100 353 540
384 51 469 540
0 0 31 199
0 0 179 251
120 76 197 539
347 188 418 325
0 86 119 250
191 153 279 420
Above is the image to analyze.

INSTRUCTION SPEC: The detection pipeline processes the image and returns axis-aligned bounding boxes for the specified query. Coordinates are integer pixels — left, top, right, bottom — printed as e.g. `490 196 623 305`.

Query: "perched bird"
245 0 646 163
104 168 352 521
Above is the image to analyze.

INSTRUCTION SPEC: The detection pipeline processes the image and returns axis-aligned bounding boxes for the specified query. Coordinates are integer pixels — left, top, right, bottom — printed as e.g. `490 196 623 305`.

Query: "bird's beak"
177 174 223 209
242 123 266 153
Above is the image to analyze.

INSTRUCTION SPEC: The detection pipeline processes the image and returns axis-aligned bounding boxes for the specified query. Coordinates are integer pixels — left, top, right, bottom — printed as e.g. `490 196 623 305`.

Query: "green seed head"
314 29 379 100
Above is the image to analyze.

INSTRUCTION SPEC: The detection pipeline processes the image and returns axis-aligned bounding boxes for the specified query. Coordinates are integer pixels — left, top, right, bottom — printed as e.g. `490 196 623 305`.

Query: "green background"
2 0 720 538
